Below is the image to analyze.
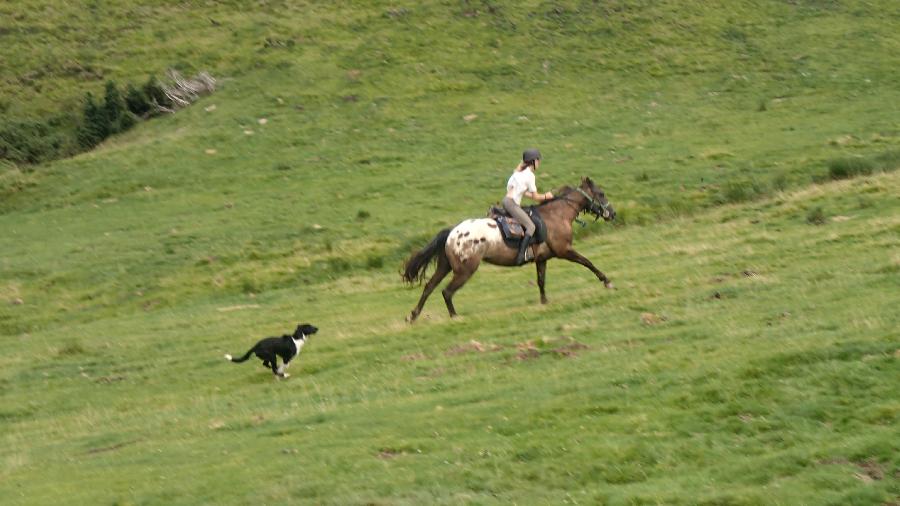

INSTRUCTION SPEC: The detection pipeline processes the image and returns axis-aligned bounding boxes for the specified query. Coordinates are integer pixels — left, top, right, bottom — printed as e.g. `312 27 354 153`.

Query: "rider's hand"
544 191 553 200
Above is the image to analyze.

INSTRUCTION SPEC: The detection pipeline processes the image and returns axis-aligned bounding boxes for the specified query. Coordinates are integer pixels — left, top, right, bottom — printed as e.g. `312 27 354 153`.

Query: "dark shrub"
827 157 875 180
806 206 826 225
103 80 128 134
0 118 67 165
327 257 352 273
143 75 172 111
366 255 384 269
874 149 900 170
716 179 765 204
125 83 152 116
77 92 108 148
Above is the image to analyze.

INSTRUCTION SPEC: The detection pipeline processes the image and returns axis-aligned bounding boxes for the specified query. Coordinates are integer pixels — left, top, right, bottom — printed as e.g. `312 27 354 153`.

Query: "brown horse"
402 177 616 322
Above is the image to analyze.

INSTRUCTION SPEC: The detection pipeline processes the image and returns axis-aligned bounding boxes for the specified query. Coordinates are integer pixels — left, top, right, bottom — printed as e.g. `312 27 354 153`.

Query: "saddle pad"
487 206 547 245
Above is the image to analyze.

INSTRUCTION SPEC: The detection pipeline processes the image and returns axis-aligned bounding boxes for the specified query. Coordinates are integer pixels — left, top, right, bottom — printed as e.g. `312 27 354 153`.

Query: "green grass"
2 1 899 504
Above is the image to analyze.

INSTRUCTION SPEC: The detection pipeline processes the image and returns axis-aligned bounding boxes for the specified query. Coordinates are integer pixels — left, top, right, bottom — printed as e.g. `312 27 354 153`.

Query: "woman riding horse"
402 176 615 322
503 148 554 265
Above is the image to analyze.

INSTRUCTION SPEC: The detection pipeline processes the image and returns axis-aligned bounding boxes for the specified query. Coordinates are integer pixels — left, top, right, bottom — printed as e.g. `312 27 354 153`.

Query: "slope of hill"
1 1 898 504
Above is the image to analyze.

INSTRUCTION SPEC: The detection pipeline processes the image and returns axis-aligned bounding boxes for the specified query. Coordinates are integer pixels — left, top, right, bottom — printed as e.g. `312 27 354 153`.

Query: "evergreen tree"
125 83 151 116
77 92 107 148
142 75 172 112
103 80 127 134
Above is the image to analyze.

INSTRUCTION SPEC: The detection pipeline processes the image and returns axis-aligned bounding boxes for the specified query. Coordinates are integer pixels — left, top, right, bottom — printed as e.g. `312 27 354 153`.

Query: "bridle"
558 187 611 221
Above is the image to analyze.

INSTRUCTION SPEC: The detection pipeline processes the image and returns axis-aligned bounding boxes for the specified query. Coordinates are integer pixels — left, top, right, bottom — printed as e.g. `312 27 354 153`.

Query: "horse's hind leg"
408 256 451 322
441 264 478 318
536 259 548 304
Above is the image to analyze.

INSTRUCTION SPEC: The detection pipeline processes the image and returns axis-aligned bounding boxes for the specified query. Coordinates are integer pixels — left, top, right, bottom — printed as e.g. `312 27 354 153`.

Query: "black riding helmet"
523 148 542 163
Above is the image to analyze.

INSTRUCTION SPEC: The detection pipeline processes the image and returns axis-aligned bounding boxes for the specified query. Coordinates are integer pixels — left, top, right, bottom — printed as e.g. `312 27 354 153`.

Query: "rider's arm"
524 190 554 202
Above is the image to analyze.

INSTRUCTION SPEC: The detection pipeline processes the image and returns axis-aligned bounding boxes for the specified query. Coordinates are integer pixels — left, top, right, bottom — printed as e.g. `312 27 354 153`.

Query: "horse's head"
579 177 615 221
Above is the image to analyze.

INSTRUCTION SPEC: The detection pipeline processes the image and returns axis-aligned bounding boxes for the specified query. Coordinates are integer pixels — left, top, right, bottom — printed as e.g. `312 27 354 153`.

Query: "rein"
553 187 609 225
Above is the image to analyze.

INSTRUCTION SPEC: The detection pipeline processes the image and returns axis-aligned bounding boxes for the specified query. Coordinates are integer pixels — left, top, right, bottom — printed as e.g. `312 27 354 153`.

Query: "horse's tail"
401 228 451 284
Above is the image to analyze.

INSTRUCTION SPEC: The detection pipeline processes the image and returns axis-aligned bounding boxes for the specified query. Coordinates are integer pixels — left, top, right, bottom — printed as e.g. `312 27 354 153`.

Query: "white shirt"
506 167 537 205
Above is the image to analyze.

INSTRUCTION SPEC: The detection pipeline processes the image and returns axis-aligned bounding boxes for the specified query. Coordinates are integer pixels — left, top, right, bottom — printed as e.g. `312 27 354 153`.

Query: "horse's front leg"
561 248 614 289
536 259 548 304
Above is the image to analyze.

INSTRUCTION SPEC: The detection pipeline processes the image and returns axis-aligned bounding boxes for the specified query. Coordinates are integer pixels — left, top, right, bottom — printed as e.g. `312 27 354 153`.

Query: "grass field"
1 1 899 504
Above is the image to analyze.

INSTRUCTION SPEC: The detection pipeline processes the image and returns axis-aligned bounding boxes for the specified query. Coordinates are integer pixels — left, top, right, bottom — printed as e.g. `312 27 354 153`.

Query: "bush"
103 80 130 134
77 92 108 149
327 257 351 274
0 118 67 165
806 206 826 225
143 75 172 110
771 173 789 192
827 157 875 180
715 179 766 205
125 84 152 117
873 149 900 170
366 255 384 269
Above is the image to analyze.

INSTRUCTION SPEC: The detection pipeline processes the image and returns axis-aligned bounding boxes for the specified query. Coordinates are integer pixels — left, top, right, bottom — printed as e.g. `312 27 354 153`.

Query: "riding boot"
515 233 533 265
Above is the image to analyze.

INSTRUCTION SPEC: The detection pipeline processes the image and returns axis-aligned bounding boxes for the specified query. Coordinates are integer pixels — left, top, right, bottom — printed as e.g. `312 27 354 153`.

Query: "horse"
401 176 616 322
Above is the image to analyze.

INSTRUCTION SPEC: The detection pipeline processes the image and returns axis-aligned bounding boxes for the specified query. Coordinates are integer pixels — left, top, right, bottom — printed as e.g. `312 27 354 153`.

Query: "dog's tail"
224 348 254 363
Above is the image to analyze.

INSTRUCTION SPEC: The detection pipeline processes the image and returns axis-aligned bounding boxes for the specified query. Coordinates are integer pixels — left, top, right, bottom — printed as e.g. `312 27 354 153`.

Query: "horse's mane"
538 185 576 207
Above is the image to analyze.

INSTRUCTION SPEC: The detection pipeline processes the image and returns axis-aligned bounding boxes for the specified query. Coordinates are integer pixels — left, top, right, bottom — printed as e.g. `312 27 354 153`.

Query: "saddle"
487 205 547 247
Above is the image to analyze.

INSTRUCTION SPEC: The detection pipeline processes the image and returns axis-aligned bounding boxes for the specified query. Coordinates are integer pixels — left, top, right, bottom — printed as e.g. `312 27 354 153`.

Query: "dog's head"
293 323 318 339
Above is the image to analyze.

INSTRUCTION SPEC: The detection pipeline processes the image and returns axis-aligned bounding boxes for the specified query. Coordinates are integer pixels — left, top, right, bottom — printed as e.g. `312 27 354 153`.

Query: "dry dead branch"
156 69 217 114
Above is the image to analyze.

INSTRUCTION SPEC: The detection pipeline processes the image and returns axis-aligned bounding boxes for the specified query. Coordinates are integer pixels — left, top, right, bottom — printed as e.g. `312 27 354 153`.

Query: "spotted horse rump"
447 219 504 263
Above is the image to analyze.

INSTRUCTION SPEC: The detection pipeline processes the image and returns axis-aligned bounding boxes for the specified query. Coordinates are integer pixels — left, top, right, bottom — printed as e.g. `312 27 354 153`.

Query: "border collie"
225 323 318 377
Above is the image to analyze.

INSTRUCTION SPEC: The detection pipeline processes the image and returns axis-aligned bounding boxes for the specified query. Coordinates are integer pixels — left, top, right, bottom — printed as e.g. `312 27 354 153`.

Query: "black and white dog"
225 323 318 377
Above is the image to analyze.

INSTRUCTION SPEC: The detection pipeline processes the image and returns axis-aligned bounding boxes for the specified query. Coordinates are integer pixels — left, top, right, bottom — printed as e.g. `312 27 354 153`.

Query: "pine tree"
142 75 172 112
125 83 151 116
77 92 107 148
103 80 127 134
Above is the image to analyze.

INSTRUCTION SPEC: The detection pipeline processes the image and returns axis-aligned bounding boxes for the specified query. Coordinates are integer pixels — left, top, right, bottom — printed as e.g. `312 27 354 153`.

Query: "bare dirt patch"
445 340 502 356
640 312 666 325
515 336 589 360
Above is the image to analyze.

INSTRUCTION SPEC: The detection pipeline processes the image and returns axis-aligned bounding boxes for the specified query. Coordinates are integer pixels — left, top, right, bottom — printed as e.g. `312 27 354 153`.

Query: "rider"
503 148 554 265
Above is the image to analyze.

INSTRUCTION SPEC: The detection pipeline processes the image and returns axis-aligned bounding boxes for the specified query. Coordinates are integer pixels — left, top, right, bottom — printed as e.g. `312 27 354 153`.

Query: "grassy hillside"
1 1 899 504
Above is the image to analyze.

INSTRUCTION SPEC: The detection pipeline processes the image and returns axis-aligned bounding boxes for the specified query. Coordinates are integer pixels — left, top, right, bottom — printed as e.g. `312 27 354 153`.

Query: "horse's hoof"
604 282 615 289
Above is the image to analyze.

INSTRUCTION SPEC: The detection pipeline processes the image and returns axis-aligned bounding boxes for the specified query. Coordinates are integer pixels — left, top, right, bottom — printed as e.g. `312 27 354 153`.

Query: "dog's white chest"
292 336 306 356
